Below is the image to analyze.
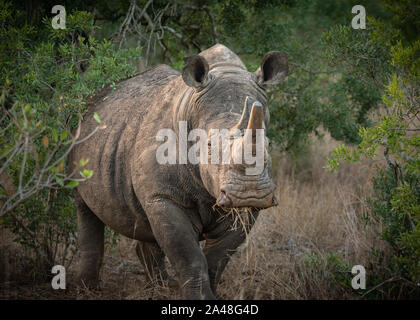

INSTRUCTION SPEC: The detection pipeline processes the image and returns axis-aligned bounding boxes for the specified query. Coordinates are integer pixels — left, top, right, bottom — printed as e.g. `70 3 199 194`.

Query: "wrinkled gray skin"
69 44 288 299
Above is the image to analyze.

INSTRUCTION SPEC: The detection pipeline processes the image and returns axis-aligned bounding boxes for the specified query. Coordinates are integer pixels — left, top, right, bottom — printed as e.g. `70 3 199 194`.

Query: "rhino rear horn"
255 51 288 86
231 96 252 130
182 55 209 88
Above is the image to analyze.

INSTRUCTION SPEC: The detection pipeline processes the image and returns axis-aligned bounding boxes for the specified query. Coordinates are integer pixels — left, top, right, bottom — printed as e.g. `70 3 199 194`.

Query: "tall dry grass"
217 134 384 299
1 134 386 299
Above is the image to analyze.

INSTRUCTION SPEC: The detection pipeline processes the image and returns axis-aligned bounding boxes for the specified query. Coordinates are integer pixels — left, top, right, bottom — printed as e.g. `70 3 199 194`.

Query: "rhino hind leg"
75 192 104 288
135 241 169 284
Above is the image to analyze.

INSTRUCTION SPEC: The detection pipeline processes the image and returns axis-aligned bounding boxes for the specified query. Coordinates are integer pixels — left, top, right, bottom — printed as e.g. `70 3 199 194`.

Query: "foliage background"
0 0 419 299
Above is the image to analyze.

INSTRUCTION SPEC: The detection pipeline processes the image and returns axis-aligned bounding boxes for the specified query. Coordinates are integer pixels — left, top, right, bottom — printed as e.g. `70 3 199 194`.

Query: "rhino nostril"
217 191 232 207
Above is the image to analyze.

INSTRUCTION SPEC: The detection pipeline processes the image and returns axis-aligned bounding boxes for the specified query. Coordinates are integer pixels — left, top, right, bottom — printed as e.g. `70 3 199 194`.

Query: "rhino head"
180 46 288 210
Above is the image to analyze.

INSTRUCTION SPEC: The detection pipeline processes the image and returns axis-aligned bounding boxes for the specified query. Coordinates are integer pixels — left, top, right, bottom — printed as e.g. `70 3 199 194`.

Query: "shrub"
325 20 420 298
0 7 141 278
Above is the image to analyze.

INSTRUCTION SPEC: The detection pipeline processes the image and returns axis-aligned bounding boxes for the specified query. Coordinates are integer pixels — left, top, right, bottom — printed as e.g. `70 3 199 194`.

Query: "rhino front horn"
243 101 264 146
247 101 263 130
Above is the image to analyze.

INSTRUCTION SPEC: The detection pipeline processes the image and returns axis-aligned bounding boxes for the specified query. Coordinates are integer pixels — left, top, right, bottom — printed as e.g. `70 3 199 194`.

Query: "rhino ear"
255 51 288 86
182 55 209 88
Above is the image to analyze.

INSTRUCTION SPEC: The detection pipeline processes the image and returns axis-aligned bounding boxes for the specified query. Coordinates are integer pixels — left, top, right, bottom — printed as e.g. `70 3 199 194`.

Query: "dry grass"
218 134 384 300
0 134 386 300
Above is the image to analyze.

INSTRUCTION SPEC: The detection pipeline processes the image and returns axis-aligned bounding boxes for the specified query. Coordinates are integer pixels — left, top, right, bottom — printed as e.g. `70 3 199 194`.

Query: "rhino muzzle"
216 189 277 209
216 178 277 209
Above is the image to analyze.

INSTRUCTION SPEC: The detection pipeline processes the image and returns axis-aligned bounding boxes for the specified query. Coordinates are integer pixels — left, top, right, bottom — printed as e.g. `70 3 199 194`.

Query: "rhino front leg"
145 199 215 299
75 192 104 288
204 210 259 295
135 241 168 284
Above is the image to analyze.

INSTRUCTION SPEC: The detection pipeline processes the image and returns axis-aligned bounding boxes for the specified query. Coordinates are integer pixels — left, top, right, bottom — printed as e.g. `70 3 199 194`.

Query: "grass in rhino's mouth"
212 205 256 234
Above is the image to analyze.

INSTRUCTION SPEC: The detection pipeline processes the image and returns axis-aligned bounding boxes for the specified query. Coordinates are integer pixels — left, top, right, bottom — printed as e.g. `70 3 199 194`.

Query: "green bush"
325 18 420 298
0 7 141 277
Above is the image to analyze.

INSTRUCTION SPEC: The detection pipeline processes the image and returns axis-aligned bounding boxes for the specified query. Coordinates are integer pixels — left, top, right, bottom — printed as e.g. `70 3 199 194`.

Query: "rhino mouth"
216 183 277 209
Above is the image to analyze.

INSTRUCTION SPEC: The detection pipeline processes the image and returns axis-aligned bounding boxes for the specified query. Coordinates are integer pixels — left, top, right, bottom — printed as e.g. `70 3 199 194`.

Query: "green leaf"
56 176 64 187
24 104 31 115
52 129 58 142
65 180 79 188
94 112 101 124
79 157 89 167
80 169 93 179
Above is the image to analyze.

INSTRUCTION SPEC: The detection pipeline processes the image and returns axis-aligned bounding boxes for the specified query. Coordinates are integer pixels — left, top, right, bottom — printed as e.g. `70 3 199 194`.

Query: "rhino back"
70 64 180 239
